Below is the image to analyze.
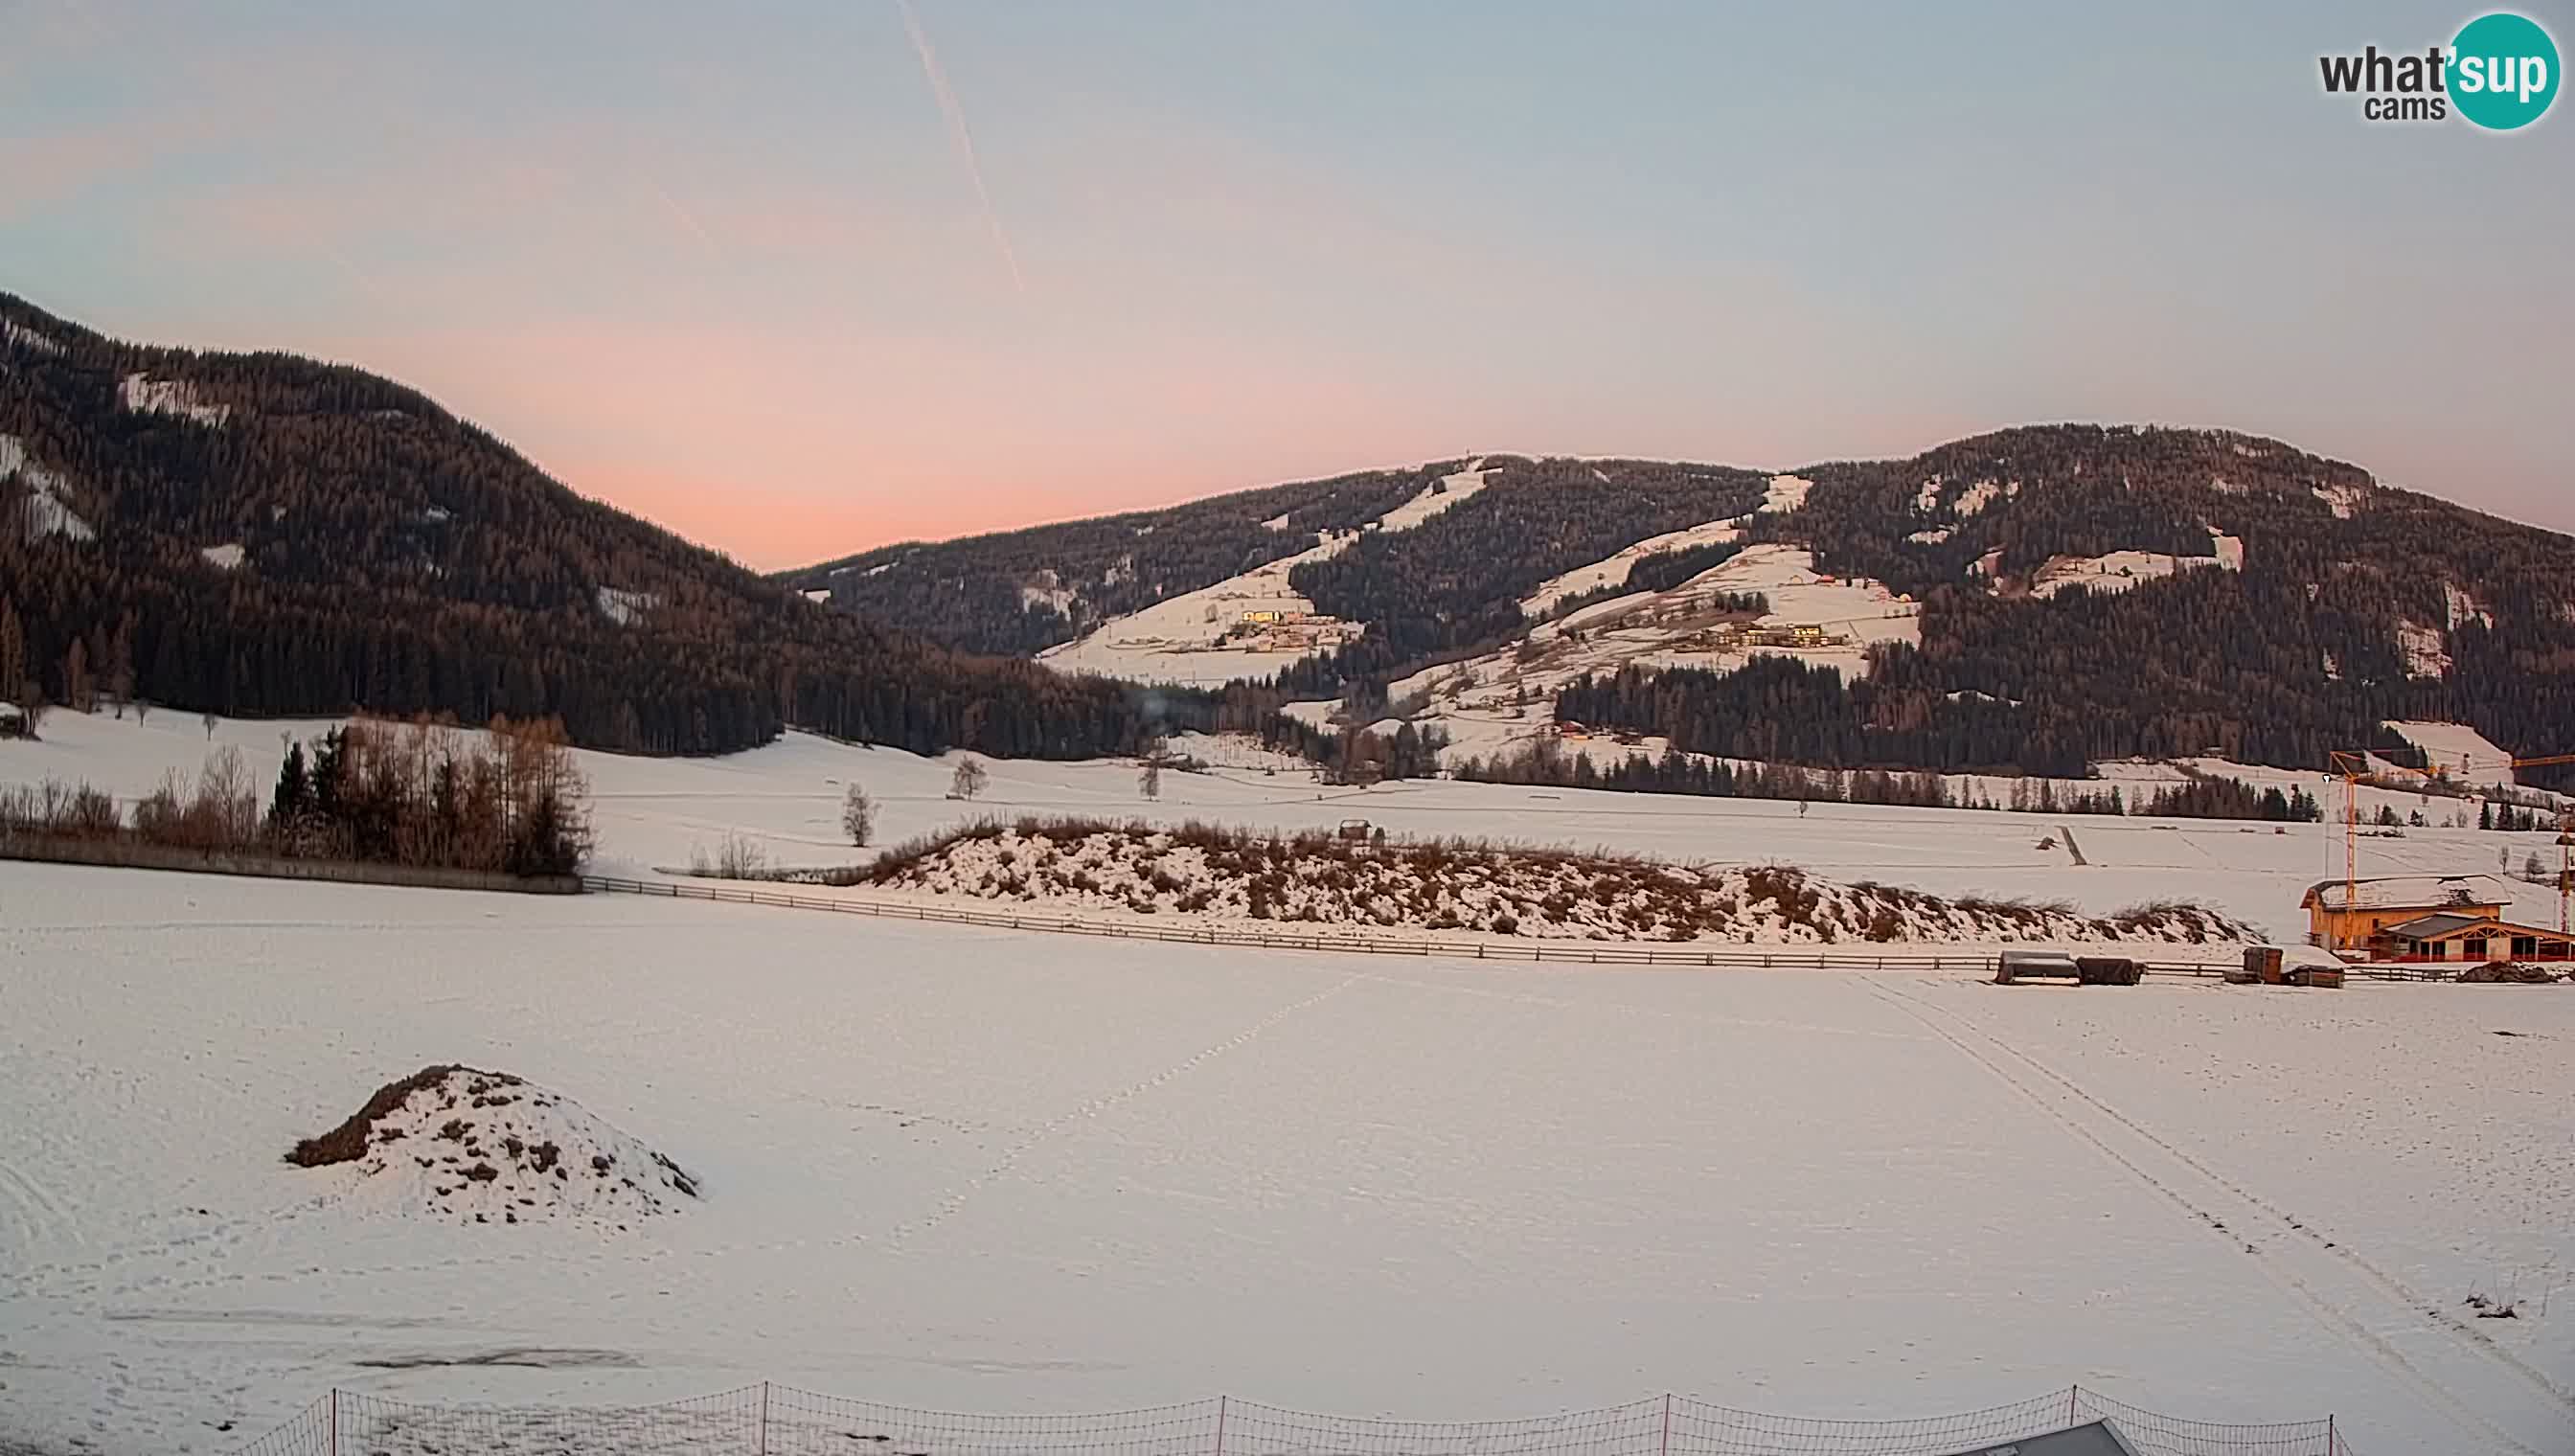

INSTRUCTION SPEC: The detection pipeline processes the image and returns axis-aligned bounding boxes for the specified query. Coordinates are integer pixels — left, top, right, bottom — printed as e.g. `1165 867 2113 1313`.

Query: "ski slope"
1034 466 1492 687
2 865 2571 1456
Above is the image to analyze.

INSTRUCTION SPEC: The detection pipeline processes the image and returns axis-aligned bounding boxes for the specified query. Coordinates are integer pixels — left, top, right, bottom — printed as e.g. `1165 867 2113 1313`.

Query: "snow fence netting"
240 1386 2357 1456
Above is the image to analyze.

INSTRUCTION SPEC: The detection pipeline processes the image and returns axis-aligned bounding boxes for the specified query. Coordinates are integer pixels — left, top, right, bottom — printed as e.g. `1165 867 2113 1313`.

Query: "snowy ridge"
293 1066 697 1229
2314 482 2367 518
867 821 2252 944
118 372 232 428
1517 515 1746 617
1374 463 1493 534
200 542 245 570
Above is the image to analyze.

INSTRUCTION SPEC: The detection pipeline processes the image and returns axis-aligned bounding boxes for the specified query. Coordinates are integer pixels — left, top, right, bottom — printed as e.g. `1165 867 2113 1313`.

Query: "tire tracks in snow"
0 1153 80 1253
1862 976 2573 1456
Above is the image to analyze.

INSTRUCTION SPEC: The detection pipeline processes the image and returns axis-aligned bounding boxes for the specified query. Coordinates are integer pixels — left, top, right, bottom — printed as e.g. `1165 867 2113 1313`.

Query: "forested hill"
0 293 1183 758
784 424 2575 788
782 466 1450 657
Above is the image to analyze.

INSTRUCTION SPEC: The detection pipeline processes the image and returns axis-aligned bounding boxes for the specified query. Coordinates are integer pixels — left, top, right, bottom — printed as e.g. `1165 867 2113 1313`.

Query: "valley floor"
9 711 2571 945
3 863 2572 1456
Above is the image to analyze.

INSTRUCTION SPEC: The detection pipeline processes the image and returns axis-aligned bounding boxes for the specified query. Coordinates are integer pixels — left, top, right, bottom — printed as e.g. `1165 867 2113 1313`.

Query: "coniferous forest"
0 293 1243 759
13 289 2575 791
785 421 2575 791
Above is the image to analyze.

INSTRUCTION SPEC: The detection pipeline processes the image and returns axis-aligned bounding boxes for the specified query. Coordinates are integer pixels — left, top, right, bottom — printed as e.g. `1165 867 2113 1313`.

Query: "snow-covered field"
1034 466 1491 687
8 709 2571 945
3 864 2571 1456
1388 545 1926 766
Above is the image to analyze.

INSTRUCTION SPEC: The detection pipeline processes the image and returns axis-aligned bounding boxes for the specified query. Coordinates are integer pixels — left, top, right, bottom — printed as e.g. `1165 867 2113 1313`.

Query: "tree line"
0 714 592 876
0 293 1281 761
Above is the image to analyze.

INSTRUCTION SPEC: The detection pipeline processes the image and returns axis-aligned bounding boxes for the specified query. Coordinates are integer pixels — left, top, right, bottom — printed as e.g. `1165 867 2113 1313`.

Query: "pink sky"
13 3 2570 568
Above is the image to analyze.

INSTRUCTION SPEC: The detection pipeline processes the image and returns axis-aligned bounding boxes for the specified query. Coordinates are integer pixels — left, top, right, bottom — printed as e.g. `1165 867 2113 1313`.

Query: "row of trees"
2134 779 2325 822
264 717 593 875
1449 737 2345 824
0 714 593 876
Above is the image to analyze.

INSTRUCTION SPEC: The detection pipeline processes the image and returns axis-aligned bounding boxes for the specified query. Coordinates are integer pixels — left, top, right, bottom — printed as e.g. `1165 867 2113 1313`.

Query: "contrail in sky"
894 0 1026 292
644 174 721 259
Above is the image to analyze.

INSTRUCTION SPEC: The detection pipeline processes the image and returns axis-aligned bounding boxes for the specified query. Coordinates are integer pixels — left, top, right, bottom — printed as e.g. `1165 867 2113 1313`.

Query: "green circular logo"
2451 12 2560 129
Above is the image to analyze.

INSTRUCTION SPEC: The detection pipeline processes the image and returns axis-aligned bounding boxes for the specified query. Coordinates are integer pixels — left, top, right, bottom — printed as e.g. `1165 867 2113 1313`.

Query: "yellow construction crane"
2327 748 2575 937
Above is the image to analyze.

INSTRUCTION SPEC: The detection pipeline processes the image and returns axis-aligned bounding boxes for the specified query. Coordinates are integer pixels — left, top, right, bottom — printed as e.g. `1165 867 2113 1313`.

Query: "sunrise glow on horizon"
9 1 2571 569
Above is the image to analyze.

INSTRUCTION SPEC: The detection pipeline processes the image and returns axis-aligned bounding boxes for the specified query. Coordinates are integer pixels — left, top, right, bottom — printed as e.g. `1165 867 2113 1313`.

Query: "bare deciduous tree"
949 757 989 801
1139 760 1162 800
691 831 769 878
841 784 876 846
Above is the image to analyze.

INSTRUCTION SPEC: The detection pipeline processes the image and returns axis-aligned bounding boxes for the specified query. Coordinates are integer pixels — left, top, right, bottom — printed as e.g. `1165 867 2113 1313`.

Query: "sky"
5 1 2571 569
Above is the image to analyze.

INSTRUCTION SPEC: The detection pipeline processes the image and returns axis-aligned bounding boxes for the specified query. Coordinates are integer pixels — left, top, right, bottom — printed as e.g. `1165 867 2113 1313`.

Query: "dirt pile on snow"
867 819 2254 945
2457 964 2567 985
287 1066 697 1227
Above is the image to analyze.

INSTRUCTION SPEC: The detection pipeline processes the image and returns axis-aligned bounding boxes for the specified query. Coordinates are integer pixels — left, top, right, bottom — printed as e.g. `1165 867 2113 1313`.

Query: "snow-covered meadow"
8 708 2569 945
2 864 2571 1456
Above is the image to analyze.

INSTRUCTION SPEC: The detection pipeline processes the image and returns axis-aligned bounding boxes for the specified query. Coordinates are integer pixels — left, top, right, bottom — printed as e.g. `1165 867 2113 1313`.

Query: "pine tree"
0 599 24 710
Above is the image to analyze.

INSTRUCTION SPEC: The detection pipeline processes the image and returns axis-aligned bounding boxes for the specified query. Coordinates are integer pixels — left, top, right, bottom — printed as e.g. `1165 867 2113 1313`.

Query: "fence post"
328 1388 339 1456
1214 1395 1228 1456
2326 1413 2336 1454
760 1380 771 1456
1658 1392 1672 1456
2066 1384 2079 1426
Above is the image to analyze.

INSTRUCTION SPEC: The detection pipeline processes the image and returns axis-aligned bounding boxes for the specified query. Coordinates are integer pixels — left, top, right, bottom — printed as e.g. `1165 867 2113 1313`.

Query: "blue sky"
5 1 2569 565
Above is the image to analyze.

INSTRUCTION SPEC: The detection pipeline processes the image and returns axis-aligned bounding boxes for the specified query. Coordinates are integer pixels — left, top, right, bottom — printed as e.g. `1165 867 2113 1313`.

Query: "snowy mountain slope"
1386 544 1922 757
1517 514 1747 617
0 290 1172 761
1033 466 1497 685
785 426 2575 794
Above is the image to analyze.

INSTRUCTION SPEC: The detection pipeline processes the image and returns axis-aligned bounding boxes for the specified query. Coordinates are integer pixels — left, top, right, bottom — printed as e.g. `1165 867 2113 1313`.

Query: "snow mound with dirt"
866 821 2254 945
287 1066 698 1228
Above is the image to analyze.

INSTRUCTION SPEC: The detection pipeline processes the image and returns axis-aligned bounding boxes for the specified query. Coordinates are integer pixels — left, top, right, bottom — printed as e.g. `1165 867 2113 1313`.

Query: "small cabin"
2377 913 2572 964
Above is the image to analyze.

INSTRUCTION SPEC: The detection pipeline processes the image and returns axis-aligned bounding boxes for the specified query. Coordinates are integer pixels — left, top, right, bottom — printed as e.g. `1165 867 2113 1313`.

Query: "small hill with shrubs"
863 818 2253 944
